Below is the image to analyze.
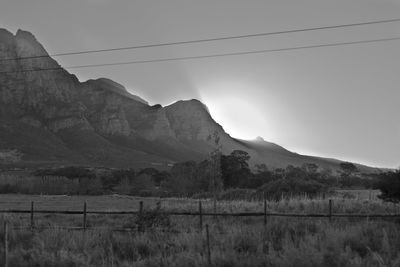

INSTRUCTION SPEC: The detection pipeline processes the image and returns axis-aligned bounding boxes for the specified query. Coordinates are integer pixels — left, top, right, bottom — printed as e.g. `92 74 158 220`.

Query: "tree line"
23 150 399 202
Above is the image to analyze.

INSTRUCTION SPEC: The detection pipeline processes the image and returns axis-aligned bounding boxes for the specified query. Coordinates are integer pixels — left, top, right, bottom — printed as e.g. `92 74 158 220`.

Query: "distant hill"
0 28 380 173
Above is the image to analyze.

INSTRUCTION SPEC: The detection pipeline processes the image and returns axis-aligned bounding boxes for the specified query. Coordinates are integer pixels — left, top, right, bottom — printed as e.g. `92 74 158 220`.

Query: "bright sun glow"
198 81 277 140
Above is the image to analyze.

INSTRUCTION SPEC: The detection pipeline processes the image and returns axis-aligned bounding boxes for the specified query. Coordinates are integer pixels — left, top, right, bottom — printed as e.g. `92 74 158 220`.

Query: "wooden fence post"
139 201 143 214
263 193 267 227
213 198 217 220
138 201 144 232
205 224 211 267
199 201 203 231
30 201 34 230
328 199 332 222
4 222 8 267
83 201 87 231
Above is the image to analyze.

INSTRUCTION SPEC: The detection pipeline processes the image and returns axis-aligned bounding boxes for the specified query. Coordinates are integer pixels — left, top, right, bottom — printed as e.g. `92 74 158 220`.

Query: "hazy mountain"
0 28 379 172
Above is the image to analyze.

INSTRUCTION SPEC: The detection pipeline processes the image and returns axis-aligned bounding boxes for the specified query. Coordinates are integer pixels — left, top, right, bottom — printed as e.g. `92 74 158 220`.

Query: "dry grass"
1 215 400 267
0 191 397 215
0 193 399 266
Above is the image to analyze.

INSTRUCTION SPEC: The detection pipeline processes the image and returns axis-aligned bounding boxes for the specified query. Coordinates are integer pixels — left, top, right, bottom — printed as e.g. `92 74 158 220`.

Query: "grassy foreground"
0 193 399 266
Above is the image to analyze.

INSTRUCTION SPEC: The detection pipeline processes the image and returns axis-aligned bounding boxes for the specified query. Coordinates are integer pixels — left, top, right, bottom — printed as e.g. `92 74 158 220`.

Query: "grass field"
0 192 399 266
0 190 397 214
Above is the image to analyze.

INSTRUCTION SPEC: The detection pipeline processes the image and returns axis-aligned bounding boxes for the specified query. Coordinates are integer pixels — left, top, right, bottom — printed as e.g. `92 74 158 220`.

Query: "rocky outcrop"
87 78 148 104
164 99 222 141
142 108 176 140
0 29 86 132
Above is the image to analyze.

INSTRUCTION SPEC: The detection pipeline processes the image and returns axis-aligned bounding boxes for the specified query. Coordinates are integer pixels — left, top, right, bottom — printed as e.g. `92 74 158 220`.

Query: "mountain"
0 28 379 172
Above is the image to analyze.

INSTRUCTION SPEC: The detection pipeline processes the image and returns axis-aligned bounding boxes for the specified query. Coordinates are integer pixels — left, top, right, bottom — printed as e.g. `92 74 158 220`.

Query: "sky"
1 0 400 168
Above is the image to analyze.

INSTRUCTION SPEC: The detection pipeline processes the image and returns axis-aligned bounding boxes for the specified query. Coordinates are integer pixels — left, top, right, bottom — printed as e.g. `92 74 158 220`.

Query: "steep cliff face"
0 29 149 137
0 29 86 132
0 28 231 167
164 100 223 141
0 29 231 147
0 28 376 172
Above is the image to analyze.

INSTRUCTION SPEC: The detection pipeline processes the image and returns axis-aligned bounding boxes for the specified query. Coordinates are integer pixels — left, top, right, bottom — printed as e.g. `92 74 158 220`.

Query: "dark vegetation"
0 149 396 201
374 169 400 203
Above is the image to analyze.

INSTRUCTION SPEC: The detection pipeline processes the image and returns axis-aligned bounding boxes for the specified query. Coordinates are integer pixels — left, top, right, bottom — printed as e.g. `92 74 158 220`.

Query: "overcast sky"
1 0 400 168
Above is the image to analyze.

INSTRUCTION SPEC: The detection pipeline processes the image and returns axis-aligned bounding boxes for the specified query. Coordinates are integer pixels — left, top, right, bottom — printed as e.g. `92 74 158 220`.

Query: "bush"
233 234 258 254
34 166 96 179
133 205 171 231
218 189 256 201
374 170 400 203
259 177 327 201
0 183 18 193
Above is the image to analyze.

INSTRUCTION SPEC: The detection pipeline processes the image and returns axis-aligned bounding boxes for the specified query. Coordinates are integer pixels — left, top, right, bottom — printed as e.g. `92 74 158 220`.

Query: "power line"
1 36 399 74
1 17 400 62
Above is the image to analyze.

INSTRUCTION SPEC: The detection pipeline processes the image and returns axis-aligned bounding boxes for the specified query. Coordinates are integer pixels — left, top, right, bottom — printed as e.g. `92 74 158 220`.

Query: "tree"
339 162 358 177
209 131 223 214
165 161 199 193
197 159 223 192
221 150 252 188
138 168 159 177
320 168 333 179
0 149 22 163
374 170 400 203
210 146 223 192
301 163 319 174
130 173 156 195
34 166 96 179
250 166 273 189
285 165 307 179
110 169 135 185
255 163 268 174
273 168 286 178
153 171 170 187
102 169 134 191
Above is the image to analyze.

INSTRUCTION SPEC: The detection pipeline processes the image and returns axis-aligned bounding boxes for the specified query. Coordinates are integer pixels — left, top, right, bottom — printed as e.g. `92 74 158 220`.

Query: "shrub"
233 234 258 254
34 166 96 179
259 177 327 201
218 189 256 201
374 170 400 203
133 206 171 231
343 235 368 257
0 184 18 193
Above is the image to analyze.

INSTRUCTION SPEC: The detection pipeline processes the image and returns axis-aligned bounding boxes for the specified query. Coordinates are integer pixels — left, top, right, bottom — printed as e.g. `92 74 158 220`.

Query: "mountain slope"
0 28 378 172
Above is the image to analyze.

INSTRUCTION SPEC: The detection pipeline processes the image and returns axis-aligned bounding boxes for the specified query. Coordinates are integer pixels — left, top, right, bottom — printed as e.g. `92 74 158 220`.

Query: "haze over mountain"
0 28 379 172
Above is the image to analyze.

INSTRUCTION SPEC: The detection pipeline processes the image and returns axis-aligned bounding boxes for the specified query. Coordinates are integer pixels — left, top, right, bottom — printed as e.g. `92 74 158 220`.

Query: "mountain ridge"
0 28 380 173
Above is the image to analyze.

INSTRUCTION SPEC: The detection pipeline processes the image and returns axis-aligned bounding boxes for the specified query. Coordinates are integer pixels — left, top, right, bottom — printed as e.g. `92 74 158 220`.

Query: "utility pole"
210 132 222 217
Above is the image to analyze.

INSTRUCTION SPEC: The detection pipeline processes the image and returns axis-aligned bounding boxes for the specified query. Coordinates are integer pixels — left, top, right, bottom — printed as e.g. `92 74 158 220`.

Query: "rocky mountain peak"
166 99 211 116
15 29 38 41
255 136 265 142
83 78 148 104
96 78 128 92
14 29 49 58
0 29 14 45
0 27 375 172
163 99 225 142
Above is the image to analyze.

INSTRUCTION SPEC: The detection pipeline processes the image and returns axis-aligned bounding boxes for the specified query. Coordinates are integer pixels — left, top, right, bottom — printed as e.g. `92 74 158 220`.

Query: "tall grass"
1 215 400 267
0 192 398 215
0 193 399 266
